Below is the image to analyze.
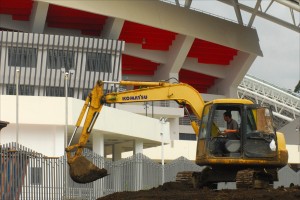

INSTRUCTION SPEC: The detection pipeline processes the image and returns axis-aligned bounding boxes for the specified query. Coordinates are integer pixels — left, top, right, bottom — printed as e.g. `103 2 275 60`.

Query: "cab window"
246 107 275 135
199 105 211 139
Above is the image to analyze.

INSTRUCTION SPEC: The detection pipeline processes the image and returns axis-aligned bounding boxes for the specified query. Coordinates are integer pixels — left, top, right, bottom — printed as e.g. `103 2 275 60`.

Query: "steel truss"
238 75 300 128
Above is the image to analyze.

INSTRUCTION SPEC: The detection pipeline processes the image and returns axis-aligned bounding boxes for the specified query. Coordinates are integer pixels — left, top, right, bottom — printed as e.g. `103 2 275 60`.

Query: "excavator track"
177 168 276 189
236 169 255 189
176 169 211 189
176 171 195 186
236 169 274 189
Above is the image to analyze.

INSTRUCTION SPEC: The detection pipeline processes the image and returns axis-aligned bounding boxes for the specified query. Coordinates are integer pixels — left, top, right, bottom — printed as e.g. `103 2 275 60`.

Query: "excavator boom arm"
105 80 204 119
66 80 205 183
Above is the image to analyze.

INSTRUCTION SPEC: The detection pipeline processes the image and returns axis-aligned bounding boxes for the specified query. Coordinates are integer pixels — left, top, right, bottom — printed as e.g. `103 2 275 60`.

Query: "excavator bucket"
69 156 108 183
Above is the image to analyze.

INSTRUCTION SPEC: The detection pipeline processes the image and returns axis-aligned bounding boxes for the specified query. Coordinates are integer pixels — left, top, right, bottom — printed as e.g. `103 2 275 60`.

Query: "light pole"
16 69 20 146
159 117 168 185
64 72 69 149
297 120 300 167
63 70 72 198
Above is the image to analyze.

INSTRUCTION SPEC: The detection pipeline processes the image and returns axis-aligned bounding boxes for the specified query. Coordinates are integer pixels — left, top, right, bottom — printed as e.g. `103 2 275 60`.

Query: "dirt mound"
98 182 300 200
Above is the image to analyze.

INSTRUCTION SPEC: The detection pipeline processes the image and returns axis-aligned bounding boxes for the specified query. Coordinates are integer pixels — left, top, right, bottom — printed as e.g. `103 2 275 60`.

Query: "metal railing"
0 143 202 199
1 142 299 199
0 31 123 100
179 115 199 125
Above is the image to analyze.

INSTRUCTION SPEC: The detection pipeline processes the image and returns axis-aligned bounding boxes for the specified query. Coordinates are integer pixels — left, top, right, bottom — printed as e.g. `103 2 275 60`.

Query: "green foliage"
294 80 300 93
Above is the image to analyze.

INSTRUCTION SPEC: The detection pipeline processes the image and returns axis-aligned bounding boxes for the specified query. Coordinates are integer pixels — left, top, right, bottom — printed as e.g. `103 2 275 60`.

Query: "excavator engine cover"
69 156 108 183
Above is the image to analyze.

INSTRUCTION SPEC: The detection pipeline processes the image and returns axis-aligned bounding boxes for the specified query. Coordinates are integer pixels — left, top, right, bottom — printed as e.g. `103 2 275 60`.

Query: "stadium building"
0 0 298 166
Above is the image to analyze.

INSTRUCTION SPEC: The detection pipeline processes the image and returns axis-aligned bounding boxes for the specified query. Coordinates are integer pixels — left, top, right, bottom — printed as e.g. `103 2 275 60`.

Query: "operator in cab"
213 111 240 156
220 111 239 140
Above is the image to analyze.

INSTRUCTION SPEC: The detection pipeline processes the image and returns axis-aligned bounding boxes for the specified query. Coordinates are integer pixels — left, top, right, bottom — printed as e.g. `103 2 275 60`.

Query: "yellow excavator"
66 80 288 188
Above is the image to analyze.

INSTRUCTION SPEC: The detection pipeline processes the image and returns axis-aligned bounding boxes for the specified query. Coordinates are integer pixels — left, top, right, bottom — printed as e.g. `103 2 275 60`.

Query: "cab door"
196 104 212 158
243 105 277 158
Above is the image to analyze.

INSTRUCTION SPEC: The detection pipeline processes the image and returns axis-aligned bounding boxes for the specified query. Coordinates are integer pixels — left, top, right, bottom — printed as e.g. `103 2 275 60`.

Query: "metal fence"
0 143 202 199
0 31 123 100
1 142 299 199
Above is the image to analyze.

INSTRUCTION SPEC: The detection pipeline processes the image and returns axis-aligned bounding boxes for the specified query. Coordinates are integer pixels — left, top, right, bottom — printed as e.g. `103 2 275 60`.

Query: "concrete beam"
124 43 167 64
30 1 49 33
101 17 125 39
125 43 226 80
208 51 257 97
0 15 30 32
182 58 226 79
154 35 195 81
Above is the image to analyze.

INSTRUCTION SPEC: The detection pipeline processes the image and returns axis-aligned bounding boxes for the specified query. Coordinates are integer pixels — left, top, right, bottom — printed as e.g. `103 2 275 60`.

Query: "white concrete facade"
0 95 171 157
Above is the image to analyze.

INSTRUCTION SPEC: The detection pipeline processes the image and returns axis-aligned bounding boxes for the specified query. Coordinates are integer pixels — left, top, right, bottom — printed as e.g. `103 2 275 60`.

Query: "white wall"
0 124 64 156
286 145 300 164
96 106 169 142
279 119 300 145
123 140 197 161
0 95 67 156
0 95 167 157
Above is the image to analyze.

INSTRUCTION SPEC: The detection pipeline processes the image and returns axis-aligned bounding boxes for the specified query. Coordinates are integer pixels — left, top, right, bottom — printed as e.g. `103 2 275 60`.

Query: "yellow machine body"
66 80 288 185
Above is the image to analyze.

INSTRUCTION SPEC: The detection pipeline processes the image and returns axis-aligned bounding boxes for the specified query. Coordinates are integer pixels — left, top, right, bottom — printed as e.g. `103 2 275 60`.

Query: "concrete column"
154 34 194 81
93 133 105 156
133 139 143 191
30 1 49 33
112 144 122 161
92 133 105 197
112 144 122 192
169 118 179 141
133 139 143 154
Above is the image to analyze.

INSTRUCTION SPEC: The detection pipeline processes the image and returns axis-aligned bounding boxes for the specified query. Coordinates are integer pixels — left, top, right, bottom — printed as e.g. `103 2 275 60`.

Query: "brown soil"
98 182 300 200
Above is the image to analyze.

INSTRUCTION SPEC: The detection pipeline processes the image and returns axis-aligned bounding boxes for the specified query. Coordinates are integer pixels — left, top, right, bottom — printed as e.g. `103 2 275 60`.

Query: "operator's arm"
220 119 239 136
222 129 238 134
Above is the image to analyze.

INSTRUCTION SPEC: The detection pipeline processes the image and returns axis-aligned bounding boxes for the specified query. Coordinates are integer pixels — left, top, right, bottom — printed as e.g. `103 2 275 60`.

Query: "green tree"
294 80 300 93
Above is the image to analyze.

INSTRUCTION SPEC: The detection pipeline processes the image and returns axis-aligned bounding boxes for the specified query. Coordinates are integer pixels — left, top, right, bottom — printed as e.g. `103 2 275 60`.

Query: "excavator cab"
197 102 278 160
189 102 287 189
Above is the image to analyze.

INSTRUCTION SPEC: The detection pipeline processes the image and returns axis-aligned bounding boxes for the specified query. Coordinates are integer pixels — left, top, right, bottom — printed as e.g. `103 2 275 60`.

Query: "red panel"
122 55 159 75
179 69 217 93
188 39 238 66
122 70 155 76
0 0 33 21
46 5 107 36
119 21 177 51
179 78 214 86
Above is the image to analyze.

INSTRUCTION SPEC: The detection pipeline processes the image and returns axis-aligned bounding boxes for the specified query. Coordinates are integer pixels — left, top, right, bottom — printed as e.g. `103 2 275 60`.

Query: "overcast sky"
190 0 300 91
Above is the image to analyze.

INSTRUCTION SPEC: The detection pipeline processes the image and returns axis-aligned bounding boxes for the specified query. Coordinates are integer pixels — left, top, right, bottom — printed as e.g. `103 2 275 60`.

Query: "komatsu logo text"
122 95 148 101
